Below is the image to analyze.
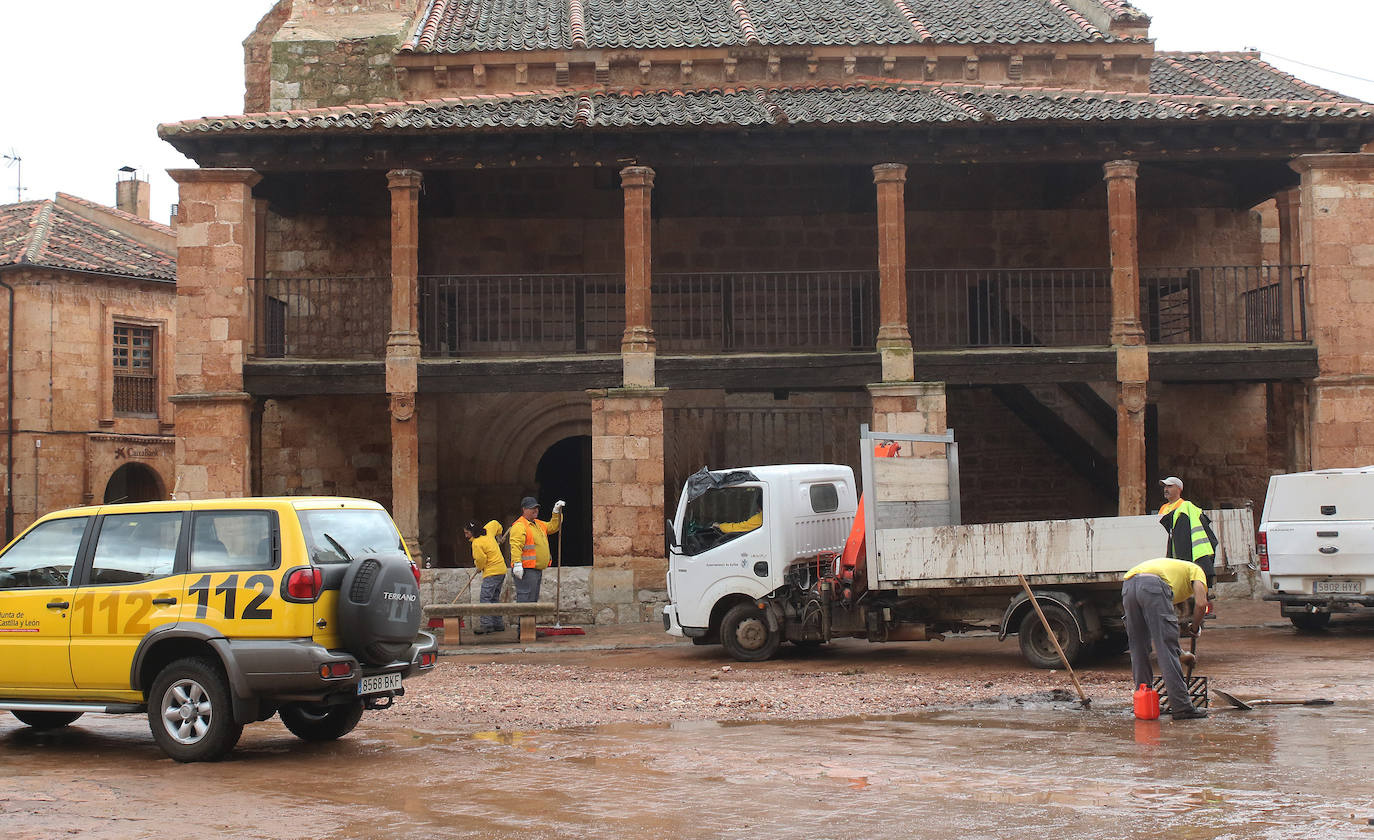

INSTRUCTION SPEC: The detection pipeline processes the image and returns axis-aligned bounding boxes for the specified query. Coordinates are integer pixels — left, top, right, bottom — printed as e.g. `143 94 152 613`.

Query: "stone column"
387 169 423 551
167 169 261 499
621 166 656 388
874 163 913 382
590 388 667 623
867 382 947 456
1275 187 1302 266
1291 153 1374 468
1104 160 1148 515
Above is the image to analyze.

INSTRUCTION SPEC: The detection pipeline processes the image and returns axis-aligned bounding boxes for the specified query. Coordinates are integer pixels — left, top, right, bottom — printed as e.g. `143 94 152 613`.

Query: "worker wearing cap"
507 496 563 603
1158 476 1217 588
1123 557 1209 719
465 520 508 634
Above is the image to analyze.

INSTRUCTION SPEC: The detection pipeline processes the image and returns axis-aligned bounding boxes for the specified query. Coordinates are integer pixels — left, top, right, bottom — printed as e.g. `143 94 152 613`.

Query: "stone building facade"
156 0 1374 620
0 186 178 542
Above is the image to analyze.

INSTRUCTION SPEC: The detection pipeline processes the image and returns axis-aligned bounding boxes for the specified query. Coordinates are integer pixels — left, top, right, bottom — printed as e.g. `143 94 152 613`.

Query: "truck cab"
662 465 857 659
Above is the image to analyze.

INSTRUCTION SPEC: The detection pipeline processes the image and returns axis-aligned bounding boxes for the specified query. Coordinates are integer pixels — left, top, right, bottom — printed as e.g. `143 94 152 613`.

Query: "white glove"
510 563 524 580
553 500 566 513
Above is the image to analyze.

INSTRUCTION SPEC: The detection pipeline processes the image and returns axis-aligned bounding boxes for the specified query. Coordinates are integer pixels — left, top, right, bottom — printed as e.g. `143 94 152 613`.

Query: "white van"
1259 466 1374 630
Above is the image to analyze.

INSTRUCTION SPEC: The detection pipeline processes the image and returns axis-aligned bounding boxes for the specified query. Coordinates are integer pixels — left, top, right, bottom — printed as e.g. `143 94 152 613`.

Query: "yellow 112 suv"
0 497 437 761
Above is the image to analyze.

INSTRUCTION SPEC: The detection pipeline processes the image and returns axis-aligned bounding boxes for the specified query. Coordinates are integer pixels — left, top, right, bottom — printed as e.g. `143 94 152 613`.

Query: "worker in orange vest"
507 495 563 603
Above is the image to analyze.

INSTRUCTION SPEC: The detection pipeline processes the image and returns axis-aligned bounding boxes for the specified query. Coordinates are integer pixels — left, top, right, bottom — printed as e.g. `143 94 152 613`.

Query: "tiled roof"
0 199 176 282
56 192 175 238
160 66 1374 140
402 0 1136 52
1150 53 1355 102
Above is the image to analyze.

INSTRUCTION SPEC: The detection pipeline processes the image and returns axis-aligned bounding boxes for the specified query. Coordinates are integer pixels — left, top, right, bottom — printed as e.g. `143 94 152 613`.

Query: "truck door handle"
46 601 70 610
1318 546 1339 554
152 597 178 606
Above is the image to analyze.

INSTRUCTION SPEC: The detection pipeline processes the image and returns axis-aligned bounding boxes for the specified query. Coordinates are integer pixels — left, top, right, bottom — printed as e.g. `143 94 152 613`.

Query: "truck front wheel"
720 602 781 662
1017 605 1082 669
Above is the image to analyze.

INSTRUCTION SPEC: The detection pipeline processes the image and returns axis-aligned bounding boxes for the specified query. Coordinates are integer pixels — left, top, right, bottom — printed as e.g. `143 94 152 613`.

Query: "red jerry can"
1133 683 1161 720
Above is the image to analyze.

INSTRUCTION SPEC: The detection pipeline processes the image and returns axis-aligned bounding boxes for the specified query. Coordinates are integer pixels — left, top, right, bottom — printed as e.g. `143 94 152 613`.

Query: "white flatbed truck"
662 426 1254 667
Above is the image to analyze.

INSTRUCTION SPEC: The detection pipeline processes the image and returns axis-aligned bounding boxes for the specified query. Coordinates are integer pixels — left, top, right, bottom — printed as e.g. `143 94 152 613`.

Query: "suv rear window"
298 509 407 565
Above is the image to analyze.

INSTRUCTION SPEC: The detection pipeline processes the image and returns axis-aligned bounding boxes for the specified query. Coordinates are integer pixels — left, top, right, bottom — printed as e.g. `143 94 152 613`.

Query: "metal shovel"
1212 688 1335 710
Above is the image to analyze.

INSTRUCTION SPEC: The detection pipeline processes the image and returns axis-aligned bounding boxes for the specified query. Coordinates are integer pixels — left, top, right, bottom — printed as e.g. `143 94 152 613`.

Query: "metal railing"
256 277 390 359
908 268 1113 348
1139 266 1308 344
251 266 1309 360
420 274 624 356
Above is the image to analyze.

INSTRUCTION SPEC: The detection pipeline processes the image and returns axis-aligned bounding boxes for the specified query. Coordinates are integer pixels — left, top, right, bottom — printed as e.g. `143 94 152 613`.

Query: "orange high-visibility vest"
520 519 548 569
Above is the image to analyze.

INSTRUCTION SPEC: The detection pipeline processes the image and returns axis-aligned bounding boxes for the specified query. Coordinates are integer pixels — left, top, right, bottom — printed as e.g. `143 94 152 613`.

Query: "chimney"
116 168 151 219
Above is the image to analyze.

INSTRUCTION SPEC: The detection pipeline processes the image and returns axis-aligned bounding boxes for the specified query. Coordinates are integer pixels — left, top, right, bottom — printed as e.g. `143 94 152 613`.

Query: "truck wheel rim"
736 617 768 650
160 679 213 745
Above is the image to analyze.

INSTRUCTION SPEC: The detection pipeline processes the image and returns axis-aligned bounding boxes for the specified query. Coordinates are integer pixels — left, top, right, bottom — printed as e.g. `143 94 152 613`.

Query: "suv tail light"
286 566 324 601
409 560 421 585
1257 530 1269 572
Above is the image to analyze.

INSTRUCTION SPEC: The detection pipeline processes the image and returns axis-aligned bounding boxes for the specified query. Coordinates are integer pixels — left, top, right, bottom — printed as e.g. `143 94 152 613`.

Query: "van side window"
0 517 88 589
89 513 183 584
190 511 275 571
809 484 839 513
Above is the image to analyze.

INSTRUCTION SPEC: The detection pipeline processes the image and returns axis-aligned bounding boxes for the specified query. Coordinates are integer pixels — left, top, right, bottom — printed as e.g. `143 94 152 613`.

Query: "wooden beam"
1148 344 1318 382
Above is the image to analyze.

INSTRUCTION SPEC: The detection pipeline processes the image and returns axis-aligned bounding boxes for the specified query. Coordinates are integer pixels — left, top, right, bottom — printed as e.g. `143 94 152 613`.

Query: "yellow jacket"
471 520 507 578
508 512 563 570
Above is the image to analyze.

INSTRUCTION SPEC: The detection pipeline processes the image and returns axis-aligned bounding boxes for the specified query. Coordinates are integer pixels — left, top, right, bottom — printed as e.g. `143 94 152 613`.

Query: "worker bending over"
1122 557 1209 720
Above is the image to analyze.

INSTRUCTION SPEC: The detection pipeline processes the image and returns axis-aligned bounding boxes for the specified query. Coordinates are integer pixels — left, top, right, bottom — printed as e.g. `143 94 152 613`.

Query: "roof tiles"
403 0 1140 52
1150 53 1354 102
0 199 176 282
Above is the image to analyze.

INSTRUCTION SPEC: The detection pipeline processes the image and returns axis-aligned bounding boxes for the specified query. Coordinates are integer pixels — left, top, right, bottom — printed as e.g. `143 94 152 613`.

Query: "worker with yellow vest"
508 495 563 603
1158 476 1217 588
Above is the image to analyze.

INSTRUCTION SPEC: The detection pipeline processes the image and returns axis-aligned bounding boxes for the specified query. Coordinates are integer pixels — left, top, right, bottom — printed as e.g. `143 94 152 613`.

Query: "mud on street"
4 600 1373 839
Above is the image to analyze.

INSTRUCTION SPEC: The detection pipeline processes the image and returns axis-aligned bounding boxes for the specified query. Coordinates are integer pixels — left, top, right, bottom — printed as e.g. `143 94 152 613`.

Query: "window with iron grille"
113 323 157 415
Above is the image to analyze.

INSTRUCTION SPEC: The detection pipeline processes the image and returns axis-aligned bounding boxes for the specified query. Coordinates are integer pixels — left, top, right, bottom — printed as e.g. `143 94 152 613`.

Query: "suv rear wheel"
11 710 84 730
279 700 365 742
148 657 243 763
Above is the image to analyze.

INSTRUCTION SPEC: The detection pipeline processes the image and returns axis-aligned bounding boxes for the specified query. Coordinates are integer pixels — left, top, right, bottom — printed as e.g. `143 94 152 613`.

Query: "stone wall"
258 395 391 504
1155 382 1273 513
0 267 176 529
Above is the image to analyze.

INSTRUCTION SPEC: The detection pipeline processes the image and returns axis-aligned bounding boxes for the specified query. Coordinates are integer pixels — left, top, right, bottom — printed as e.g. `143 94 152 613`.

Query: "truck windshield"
681 486 763 556
298 509 407 564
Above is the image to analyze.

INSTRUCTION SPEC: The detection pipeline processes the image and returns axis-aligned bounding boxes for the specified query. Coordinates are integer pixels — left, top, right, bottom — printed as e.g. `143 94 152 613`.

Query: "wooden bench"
422 602 557 645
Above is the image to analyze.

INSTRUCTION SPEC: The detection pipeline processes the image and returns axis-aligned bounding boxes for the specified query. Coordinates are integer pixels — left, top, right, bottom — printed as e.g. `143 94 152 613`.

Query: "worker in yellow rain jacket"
465 520 508 634
508 496 563 603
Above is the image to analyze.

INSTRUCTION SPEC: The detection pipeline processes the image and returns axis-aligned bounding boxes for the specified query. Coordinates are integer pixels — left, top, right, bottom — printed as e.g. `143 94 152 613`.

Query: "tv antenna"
2 150 23 203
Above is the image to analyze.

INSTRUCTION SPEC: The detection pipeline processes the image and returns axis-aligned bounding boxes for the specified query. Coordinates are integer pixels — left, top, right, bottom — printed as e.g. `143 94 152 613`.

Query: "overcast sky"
2 0 1371 223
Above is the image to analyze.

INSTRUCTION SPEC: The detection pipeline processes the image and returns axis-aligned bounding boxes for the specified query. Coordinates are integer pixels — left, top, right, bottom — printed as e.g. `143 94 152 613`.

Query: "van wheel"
279 700 365 742
720 602 781 662
11 710 83 730
1290 612 1331 632
148 657 243 763
1018 604 1082 669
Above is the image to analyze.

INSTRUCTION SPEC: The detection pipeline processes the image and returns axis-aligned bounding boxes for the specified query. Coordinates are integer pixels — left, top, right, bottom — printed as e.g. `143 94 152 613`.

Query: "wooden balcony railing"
251 266 1309 360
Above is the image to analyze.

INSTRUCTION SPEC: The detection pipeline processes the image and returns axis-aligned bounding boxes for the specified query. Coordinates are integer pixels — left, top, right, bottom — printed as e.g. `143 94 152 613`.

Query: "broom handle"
555 519 563 626
1017 574 1089 704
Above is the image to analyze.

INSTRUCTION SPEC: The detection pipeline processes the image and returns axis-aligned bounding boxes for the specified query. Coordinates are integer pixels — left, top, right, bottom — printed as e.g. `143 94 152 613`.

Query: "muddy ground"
3 599 1372 839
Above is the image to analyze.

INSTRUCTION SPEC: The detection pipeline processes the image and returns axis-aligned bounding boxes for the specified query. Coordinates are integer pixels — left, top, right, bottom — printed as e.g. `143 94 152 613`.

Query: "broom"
539 507 585 636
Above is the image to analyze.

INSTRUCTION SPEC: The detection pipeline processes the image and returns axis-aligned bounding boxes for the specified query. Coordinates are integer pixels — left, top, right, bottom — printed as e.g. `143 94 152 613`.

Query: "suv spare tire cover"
338 555 421 665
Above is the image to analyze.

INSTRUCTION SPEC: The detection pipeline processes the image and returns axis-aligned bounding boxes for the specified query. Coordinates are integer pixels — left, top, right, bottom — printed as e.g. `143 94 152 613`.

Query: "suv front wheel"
148 657 244 763
279 699 365 741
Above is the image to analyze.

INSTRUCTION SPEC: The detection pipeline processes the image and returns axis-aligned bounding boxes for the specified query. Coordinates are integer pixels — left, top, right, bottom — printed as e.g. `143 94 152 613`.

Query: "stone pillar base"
868 382 947 456
590 387 667 622
168 392 253 498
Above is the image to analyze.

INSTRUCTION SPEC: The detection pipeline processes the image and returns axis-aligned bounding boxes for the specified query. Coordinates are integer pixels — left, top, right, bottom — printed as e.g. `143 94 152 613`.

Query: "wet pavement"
4 696 1372 839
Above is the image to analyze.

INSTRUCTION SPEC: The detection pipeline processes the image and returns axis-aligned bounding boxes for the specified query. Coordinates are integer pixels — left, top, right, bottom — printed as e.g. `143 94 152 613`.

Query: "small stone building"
156 0 1374 621
0 185 178 542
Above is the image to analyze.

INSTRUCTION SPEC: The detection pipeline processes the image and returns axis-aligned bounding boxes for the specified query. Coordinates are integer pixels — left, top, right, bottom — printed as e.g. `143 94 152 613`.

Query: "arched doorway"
534 436 592 566
103 463 165 504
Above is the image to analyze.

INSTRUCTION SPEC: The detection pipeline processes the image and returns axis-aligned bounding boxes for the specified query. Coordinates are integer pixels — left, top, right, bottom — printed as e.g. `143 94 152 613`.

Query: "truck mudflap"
998 590 1087 644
